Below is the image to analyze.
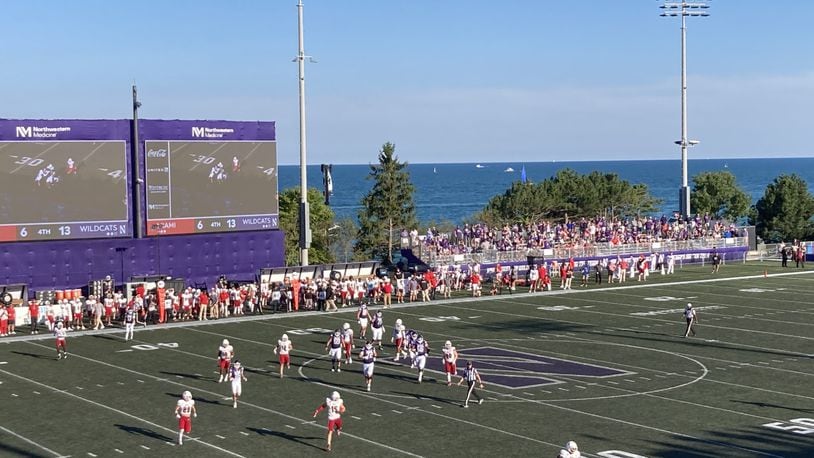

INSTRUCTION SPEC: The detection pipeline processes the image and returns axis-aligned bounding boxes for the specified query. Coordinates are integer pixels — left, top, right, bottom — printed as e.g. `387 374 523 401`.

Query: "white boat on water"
504 167 514 172
475 164 485 168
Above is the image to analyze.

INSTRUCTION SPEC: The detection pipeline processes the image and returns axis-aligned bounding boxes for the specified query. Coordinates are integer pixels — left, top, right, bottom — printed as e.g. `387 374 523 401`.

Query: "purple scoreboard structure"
0 118 285 293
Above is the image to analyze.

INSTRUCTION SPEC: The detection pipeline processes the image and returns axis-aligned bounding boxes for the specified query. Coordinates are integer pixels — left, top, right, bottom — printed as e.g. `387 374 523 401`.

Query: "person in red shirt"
0 306 8 336
198 290 210 320
291 278 301 312
28 300 40 334
7 305 16 335
470 271 482 297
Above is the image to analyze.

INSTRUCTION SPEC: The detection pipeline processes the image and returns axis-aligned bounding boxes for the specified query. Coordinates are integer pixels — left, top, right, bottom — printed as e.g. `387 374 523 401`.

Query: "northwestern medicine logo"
191 126 235 138
15 126 72 138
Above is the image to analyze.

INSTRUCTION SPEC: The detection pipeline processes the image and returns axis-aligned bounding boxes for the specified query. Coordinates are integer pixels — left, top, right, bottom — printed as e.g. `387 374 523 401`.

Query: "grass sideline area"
1 261 813 457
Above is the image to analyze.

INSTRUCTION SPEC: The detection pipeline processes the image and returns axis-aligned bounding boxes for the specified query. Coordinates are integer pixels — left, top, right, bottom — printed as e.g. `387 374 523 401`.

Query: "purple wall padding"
0 230 284 292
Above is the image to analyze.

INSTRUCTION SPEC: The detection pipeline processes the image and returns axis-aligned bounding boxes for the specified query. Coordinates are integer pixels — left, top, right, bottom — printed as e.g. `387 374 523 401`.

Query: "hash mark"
140 445 150 450
285 425 296 430
215 434 226 439
371 413 382 417
391 410 402 414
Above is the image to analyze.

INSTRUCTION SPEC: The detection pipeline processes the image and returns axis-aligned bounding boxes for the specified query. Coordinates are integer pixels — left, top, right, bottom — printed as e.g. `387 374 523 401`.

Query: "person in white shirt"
683 303 699 338
558 440 581 458
313 391 345 452
229 360 247 408
174 391 197 445
273 334 293 378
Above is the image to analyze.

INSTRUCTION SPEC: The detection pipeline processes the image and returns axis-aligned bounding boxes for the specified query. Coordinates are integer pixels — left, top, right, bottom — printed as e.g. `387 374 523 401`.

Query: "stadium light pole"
295 0 315 265
660 1 709 220
132 85 143 238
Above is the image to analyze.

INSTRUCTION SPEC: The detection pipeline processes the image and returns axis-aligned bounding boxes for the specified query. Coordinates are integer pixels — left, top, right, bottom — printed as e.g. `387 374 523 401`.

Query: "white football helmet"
233 360 241 367
343 323 350 330
445 340 452 348
281 334 289 341
222 339 230 346
376 311 383 317
56 322 63 329
331 391 340 401
182 390 192 401
360 304 367 309
686 303 693 309
566 441 578 453
395 318 403 326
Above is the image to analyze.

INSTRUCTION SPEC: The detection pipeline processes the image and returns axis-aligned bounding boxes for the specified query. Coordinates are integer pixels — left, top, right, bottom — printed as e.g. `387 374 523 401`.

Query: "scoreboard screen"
144 140 279 235
0 141 130 242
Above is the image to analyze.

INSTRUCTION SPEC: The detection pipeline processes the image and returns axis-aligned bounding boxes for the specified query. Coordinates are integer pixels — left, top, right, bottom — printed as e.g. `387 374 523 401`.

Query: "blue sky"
2 1 812 164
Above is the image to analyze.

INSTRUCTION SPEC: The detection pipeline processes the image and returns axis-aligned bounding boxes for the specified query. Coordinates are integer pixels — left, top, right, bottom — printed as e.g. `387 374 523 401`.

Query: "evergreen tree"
752 174 814 242
278 187 336 266
690 171 750 221
481 168 659 224
355 143 417 262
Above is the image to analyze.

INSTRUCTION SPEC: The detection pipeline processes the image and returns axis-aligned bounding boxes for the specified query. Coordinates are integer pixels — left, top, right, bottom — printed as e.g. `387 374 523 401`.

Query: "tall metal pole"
660 1 708 220
132 85 143 238
679 12 689 219
296 0 311 265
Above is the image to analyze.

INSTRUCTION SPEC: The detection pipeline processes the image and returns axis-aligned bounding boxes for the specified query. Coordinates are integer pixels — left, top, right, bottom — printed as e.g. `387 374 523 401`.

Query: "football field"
2 262 813 457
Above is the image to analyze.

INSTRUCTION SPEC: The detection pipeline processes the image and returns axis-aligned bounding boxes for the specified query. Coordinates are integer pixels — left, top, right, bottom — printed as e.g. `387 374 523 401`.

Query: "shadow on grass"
159 371 206 381
115 424 174 443
163 392 223 405
0 442 48 458
246 426 323 451
389 390 460 406
10 350 54 360
730 399 814 414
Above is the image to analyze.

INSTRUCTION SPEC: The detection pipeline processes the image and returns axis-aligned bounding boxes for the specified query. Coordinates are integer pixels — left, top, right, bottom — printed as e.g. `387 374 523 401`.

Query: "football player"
313 391 345 452
391 319 406 361
341 323 354 364
229 360 247 408
370 311 385 350
174 390 197 445
217 339 234 383
442 340 459 386
359 341 377 392
273 334 293 378
54 322 68 360
66 157 77 174
412 335 430 383
558 441 581 458
356 303 370 340
123 305 137 342
325 330 343 372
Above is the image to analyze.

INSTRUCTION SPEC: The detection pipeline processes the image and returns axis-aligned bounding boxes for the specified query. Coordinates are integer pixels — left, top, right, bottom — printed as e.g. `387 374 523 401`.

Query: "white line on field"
0 424 64 457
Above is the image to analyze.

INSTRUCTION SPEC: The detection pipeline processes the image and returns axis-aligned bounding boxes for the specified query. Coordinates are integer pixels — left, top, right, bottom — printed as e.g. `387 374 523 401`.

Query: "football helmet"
182 390 192 401
343 323 350 330
395 318 403 326
222 339 230 346
360 304 367 309
566 441 578 453
233 360 241 367
281 333 289 341
56 322 63 329
376 311 383 317
331 391 340 401
686 303 693 309
334 330 341 337
445 340 452 348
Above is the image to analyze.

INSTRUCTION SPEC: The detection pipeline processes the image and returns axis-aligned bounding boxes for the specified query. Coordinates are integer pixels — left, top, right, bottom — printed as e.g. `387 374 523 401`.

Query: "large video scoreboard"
0 120 131 242
141 120 278 236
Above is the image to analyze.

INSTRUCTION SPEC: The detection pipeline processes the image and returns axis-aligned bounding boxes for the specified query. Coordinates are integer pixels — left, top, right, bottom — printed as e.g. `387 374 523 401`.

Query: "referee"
457 360 485 408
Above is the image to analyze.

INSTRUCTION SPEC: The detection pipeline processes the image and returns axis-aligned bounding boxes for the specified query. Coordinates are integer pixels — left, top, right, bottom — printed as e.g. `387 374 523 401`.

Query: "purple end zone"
395 347 628 389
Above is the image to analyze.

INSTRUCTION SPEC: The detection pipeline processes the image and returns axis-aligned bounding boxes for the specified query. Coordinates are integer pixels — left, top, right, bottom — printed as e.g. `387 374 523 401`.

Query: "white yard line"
0 424 65 457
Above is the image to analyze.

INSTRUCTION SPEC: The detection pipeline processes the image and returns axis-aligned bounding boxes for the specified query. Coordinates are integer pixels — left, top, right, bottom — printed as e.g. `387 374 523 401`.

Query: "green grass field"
2 262 814 457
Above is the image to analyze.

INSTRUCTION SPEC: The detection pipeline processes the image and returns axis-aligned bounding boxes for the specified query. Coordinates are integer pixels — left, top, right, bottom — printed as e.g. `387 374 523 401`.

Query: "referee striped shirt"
463 365 479 383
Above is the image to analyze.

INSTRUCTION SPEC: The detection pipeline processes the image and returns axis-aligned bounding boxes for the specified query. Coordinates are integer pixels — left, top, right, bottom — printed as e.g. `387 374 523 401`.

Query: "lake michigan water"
279 158 814 225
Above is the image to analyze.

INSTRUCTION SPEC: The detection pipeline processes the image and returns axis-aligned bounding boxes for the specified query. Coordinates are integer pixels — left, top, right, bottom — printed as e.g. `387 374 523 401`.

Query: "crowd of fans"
407 214 748 257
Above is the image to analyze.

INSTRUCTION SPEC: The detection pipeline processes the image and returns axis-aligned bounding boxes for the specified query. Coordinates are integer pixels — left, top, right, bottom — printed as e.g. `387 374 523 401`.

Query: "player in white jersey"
174 390 197 445
123 306 137 341
229 360 247 408
390 319 407 360
217 339 234 383
341 323 354 364
442 340 459 386
359 341 377 391
313 391 345 452
356 303 370 340
54 322 68 360
558 441 581 458
66 157 77 174
412 335 431 383
325 330 344 372
273 334 293 378
370 311 385 350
